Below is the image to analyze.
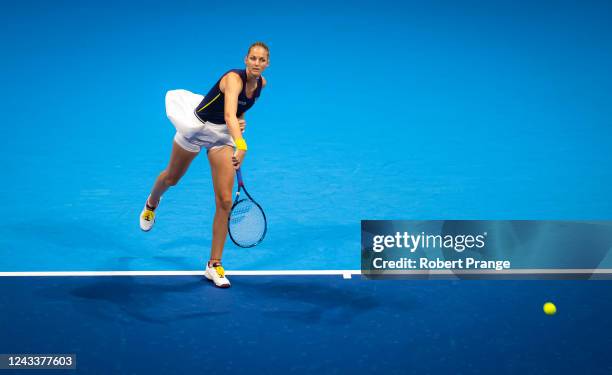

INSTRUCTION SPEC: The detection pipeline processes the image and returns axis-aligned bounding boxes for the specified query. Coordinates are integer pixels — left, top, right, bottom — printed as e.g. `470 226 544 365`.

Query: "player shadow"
236 278 415 324
64 276 228 324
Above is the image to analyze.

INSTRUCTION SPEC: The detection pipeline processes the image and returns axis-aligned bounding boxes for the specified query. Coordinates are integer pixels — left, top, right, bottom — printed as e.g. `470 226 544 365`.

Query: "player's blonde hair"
247 41 270 58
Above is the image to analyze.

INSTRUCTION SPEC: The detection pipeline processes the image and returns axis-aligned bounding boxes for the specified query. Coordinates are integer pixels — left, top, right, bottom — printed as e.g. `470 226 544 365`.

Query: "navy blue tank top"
195 69 263 124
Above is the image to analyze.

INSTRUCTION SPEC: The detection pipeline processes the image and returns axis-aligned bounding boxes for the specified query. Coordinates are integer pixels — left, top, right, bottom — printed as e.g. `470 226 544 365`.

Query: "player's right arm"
220 72 247 169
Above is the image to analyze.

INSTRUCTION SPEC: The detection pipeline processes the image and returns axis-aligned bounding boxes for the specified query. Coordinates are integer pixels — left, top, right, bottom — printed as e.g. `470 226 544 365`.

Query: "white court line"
363 269 612 275
0 270 362 277
1 269 610 277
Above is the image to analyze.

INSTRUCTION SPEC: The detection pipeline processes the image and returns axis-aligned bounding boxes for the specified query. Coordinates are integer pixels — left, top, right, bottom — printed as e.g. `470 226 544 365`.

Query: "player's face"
245 47 269 77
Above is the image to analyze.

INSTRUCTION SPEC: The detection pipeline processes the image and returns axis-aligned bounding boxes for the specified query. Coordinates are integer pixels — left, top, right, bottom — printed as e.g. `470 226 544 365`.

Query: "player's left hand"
238 118 246 133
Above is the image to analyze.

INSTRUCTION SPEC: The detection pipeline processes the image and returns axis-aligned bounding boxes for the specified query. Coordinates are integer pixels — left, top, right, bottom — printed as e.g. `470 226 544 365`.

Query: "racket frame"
228 169 268 248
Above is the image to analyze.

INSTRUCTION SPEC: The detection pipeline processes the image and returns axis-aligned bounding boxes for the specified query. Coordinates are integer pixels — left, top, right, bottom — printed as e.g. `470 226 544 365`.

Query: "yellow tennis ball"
543 302 557 315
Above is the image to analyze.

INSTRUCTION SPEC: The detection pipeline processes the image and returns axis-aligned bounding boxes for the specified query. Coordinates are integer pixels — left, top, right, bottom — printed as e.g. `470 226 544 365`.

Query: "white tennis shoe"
139 197 160 232
205 262 231 288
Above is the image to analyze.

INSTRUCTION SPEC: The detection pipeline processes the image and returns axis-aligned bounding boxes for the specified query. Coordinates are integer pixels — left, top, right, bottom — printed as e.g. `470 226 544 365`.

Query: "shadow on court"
56 276 414 325
235 278 404 324
2 277 612 374
68 277 226 324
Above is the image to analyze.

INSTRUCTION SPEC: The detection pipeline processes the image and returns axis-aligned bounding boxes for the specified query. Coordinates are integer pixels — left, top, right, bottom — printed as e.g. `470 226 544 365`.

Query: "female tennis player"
139 42 269 288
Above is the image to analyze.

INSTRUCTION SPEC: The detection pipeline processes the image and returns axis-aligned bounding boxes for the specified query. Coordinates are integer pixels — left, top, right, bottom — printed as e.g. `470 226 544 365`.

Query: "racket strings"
229 199 266 247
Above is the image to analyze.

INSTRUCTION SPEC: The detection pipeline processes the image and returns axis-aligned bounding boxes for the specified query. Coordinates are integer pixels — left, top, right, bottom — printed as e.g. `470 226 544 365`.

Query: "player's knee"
216 195 233 211
164 174 181 186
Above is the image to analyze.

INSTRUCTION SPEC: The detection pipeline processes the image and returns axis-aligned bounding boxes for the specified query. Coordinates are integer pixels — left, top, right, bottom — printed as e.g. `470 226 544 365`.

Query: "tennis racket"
228 169 267 247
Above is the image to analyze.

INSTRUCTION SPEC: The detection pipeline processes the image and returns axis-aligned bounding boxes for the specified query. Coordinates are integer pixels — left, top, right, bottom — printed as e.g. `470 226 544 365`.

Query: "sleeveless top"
195 69 263 124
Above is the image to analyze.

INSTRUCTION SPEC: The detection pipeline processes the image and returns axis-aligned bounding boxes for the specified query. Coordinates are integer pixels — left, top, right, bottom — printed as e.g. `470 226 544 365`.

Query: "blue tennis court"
1 0 612 373
2 276 612 373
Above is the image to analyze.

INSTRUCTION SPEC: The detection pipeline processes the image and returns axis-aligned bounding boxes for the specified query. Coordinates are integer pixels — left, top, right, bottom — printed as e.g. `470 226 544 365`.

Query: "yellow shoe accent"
141 210 155 222
214 265 225 278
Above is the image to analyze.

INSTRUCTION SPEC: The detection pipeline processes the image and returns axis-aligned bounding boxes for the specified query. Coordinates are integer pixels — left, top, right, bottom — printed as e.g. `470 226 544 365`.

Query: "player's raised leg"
204 145 235 287
140 140 199 231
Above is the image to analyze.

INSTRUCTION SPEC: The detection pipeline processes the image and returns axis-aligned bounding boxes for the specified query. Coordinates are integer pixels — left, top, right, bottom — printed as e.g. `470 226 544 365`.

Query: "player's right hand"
232 149 246 169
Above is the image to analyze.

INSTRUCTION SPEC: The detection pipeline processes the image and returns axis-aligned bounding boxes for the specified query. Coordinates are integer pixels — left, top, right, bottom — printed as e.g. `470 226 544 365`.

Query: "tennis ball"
543 302 557 316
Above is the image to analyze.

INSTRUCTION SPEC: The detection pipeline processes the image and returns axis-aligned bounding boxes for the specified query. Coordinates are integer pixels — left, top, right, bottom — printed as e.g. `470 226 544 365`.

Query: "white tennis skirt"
165 89 234 153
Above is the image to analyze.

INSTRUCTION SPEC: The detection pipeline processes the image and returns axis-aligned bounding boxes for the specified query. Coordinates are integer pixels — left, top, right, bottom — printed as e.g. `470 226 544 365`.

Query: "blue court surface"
2 0 612 373
1 276 612 374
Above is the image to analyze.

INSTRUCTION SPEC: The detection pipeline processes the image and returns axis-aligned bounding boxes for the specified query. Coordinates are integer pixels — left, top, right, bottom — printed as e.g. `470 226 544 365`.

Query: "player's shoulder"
221 70 243 91
224 70 243 82
261 75 267 87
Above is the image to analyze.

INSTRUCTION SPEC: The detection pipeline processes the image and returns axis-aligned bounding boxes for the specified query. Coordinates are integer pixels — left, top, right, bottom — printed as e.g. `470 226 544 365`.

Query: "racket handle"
236 169 244 187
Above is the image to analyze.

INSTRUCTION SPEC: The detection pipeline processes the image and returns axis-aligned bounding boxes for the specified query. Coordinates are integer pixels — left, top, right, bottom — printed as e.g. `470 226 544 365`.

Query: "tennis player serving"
139 42 270 288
